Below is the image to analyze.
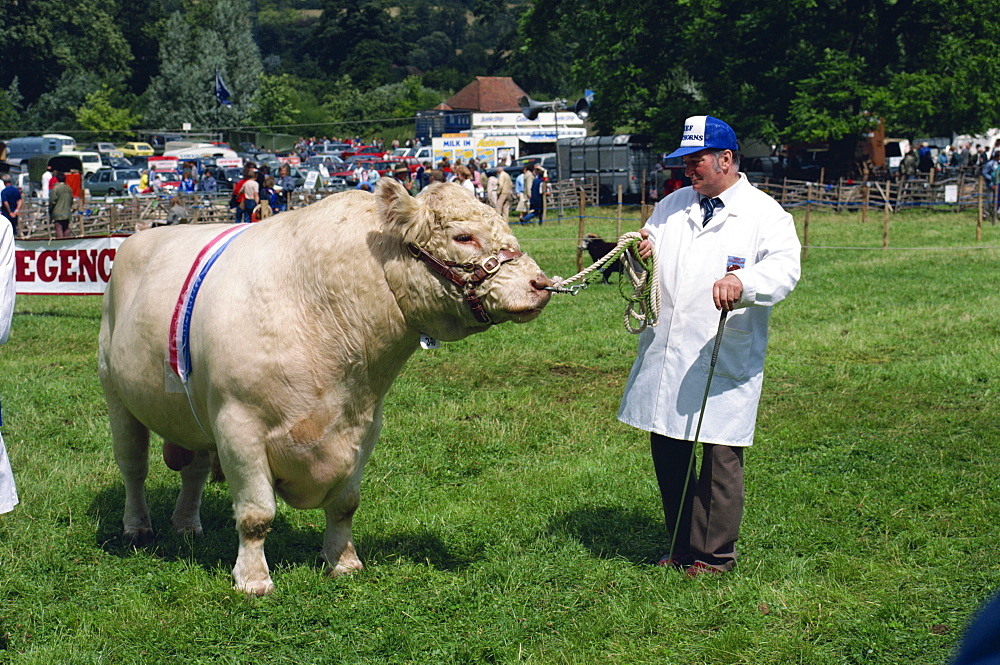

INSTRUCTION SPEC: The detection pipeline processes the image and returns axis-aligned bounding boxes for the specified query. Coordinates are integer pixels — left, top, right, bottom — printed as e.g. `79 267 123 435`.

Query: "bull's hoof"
236 579 275 597
327 560 364 578
124 527 155 546
173 523 204 537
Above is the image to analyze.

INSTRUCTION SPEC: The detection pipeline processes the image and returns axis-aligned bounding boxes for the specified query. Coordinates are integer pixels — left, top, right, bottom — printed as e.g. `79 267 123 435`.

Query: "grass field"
1 205 998 663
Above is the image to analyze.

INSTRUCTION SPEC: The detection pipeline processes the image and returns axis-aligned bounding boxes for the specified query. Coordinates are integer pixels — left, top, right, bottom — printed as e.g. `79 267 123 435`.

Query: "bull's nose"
531 273 554 291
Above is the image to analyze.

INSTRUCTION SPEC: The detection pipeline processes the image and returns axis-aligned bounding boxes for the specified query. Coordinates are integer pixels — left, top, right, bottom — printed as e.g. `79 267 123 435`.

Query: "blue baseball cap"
665 115 739 159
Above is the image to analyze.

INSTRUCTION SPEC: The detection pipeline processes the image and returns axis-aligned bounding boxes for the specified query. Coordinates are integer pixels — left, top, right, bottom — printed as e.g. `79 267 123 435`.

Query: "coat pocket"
701 325 752 381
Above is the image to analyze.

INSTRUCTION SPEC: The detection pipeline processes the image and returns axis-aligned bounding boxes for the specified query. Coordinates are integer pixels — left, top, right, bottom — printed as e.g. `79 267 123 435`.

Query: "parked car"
254 153 282 170
84 167 143 196
213 167 244 192
88 142 124 157
101 155 134 169
147 134 184 155
121 142 154 157
312 143 351 157
304 155 348 170
341 145 383 159
509 153 558 180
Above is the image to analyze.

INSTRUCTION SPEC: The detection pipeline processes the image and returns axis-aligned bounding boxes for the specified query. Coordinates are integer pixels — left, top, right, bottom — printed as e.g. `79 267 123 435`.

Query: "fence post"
861 180 869 223
978 176 984 234
576 189 587 272
541 180 548 224
993 180 998 227
803 183 811 261
616 184 623 238
883 180 891 249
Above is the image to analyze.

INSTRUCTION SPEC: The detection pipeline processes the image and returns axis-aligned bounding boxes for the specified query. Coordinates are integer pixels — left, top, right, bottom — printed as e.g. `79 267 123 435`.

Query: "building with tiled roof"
443 77 526 113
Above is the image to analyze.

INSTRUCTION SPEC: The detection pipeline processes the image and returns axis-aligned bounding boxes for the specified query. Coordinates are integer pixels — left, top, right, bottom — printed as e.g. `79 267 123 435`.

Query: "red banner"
14 236 127 295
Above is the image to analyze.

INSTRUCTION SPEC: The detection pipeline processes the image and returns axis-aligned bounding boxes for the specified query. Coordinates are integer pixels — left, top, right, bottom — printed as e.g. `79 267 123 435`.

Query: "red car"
340 145 384 159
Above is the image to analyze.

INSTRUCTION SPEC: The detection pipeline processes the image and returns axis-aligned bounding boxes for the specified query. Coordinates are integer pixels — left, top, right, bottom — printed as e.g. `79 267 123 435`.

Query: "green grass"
0 206 998 663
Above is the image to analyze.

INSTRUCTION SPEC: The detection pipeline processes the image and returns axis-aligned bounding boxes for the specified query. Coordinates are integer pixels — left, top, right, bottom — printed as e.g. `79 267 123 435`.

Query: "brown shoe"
656 554 687 570
685 561 724 579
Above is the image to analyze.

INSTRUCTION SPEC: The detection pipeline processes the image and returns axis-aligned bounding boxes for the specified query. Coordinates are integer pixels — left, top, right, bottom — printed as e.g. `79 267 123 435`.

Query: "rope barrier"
547 232 660 334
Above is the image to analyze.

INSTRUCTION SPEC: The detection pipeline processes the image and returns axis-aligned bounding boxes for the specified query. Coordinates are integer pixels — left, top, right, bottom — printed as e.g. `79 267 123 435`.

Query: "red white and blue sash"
167 225 251 383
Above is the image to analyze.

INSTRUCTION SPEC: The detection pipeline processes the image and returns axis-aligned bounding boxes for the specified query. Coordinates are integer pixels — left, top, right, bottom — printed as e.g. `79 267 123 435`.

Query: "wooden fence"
13 189 349 240
752 170 987 214
14 169 993 240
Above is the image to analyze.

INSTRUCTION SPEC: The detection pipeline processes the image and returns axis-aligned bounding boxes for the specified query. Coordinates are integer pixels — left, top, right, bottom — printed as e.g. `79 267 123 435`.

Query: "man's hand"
713 273 743 311
637 228 653 260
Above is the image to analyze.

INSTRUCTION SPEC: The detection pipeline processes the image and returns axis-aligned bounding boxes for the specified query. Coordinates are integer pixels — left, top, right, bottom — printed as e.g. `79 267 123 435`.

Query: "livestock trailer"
556 135 653 202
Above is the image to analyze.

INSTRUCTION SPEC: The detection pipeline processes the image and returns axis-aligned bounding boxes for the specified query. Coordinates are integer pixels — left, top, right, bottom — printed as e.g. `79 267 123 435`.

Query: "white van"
412 146 433 164
62 150 104 176
42 134 78 153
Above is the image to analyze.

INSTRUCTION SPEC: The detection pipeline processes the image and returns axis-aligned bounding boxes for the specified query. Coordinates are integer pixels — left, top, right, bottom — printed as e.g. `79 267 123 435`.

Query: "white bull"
98 179 552 595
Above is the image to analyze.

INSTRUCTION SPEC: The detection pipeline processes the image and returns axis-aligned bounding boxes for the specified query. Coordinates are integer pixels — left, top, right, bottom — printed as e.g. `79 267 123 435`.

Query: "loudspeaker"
519 96 551 121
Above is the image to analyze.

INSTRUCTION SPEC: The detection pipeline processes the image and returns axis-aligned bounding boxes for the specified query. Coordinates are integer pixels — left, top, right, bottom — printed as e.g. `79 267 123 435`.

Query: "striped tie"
701 197 723 226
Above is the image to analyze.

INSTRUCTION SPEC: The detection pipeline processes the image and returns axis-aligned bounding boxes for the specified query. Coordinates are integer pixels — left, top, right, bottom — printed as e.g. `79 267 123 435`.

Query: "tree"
308 0 404 88
144 0 262 129
0 79 23 133
248 74 301 128
322 76 438 139
0 0 133 109
21 70 104 132
517 0 1000 147
75 87 141 140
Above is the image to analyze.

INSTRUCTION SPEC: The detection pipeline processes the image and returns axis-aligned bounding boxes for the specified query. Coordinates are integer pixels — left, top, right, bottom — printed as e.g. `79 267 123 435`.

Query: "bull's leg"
322 483 363 576
171 448 212 536
106 392 153 544
217 447 277 596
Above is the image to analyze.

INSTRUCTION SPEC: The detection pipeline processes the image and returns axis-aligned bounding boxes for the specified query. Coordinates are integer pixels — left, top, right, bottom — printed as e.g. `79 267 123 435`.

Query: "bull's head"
377 178 552 341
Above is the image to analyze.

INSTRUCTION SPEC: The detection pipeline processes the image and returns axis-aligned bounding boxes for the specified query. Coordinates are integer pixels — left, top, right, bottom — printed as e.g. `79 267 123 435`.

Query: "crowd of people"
898 141 1000 180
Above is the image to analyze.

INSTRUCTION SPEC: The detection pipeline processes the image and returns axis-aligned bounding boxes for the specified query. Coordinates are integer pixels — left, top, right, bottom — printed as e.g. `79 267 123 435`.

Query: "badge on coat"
726 256 746 272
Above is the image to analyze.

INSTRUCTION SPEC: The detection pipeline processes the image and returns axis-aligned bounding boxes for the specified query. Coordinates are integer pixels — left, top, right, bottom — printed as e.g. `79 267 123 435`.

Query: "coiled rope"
549 231 661 334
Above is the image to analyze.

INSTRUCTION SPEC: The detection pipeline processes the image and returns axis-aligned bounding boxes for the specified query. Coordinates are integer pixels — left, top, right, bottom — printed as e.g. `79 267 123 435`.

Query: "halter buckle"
481 255 501 274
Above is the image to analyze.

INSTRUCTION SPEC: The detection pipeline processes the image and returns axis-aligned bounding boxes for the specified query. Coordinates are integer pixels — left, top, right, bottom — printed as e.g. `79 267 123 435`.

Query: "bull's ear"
376 177 431 244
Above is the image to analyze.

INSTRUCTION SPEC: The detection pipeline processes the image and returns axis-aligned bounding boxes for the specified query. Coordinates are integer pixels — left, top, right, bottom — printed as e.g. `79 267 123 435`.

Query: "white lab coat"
0 217 17 512
618 174 800 446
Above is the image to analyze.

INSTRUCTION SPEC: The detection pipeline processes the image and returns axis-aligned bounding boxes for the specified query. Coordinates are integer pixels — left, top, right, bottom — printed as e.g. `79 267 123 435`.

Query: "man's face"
683 149 731 197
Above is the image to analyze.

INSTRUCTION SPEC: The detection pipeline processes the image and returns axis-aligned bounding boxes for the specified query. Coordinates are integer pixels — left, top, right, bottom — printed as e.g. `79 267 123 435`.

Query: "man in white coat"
619 116 800 577
0 213 18 514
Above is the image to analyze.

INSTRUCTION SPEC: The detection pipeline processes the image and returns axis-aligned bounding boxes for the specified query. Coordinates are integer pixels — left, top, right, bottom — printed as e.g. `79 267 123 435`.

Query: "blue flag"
215 69 232 107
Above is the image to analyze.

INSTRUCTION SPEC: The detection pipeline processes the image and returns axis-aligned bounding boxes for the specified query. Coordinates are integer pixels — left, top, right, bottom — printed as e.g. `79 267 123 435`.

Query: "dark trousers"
650 433 745 571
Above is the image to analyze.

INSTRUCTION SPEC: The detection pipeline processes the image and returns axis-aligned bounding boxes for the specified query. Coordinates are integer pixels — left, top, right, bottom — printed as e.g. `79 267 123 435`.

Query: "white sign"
431 135 520 167
149 158 179 172
14 236 127 295
216 158 243 168
182 122 192 131
304 171 320 190
472 112 584 127
944 184 958 203
469 127 587 143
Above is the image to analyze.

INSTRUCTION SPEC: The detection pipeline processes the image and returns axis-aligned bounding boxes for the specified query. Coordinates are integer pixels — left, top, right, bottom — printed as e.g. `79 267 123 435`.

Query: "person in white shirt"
0 214 18 514
620 115 800 577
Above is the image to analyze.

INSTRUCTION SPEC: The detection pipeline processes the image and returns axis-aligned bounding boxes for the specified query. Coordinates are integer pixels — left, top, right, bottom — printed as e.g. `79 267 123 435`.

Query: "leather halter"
407 242 522 324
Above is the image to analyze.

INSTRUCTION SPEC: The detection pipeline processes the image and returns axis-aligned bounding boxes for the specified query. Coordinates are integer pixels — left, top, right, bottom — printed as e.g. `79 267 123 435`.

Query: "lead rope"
547 231 660 334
